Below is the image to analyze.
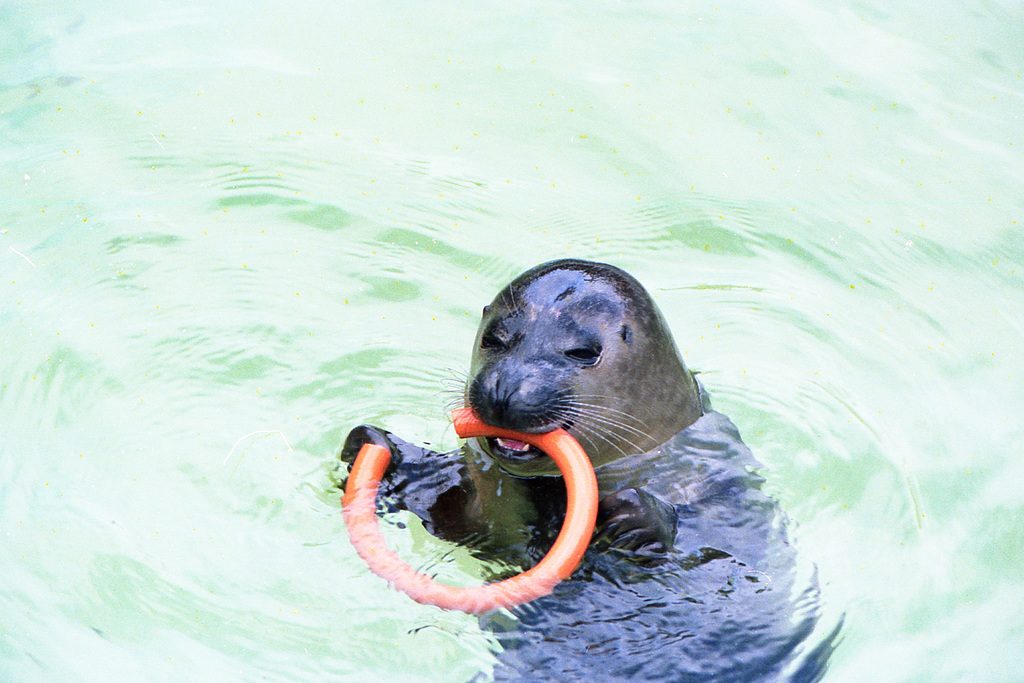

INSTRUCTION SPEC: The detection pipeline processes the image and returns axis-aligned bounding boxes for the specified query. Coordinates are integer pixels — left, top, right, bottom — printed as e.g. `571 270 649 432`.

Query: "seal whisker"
564 395 652 424
567 419 649 457
557 407 651 444
500 282 520 314
562 404 651 437
439 368 471 412
553 411 627 453
554 399 655 442
567 418 641 458
562 396 653 426
547 402 652 457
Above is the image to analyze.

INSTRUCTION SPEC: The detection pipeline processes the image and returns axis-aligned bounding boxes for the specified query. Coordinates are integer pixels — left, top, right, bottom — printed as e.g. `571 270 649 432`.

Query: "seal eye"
565 346 601 365
480 333 505 351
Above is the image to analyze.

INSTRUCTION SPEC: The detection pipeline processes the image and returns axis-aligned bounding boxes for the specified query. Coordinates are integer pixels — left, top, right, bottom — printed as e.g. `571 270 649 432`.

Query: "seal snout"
467 360 574 468
468 364 564 435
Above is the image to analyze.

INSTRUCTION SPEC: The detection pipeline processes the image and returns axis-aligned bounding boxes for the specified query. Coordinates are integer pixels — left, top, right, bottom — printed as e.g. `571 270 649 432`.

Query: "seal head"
467 259 703 476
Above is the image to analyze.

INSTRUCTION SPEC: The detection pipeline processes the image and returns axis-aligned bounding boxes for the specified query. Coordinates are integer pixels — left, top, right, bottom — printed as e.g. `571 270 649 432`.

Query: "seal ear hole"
620 325 632 344
565 346 602 365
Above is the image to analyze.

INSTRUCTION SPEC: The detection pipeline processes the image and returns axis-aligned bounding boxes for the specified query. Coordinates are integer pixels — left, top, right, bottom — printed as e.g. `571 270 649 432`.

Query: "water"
1 0 1022 680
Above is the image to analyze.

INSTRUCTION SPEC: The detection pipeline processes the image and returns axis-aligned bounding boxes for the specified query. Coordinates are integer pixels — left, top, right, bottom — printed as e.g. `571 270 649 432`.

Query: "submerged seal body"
340 259 837 681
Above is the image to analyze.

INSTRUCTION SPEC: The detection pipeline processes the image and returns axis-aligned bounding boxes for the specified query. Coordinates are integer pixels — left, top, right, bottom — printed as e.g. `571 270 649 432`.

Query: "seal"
339 259 838 681
467 259 703 476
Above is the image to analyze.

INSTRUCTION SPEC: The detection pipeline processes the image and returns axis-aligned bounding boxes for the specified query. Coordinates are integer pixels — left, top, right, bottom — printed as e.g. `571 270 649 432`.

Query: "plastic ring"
342 407 598 614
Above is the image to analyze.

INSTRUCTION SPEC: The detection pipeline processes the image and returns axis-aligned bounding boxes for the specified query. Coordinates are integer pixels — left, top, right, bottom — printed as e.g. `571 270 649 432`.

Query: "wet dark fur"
339 260 839 681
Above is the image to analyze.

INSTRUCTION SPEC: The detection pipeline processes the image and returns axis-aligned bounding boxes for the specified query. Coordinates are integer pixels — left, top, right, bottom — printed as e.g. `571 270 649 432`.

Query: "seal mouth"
488 436 542 462
486 421 574 463
495 436 531 453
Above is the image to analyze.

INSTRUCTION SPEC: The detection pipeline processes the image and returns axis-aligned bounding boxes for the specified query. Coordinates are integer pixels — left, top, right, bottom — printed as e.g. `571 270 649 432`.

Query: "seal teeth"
496 437 530 453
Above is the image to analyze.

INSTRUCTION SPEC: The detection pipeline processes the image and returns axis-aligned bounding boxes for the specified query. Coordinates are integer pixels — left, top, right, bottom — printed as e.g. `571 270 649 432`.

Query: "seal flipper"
340 425 483 542
593 487 678 559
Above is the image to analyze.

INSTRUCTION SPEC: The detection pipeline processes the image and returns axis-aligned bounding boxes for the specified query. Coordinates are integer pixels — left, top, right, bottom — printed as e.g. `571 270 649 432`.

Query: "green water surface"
2 1 1022 681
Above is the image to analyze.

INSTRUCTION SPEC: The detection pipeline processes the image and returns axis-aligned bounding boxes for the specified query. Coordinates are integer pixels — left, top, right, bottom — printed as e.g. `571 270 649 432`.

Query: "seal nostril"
565 347 601 365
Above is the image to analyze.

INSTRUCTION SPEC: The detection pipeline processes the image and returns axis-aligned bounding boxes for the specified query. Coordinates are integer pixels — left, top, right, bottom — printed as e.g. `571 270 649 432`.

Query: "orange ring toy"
342 407 599 614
